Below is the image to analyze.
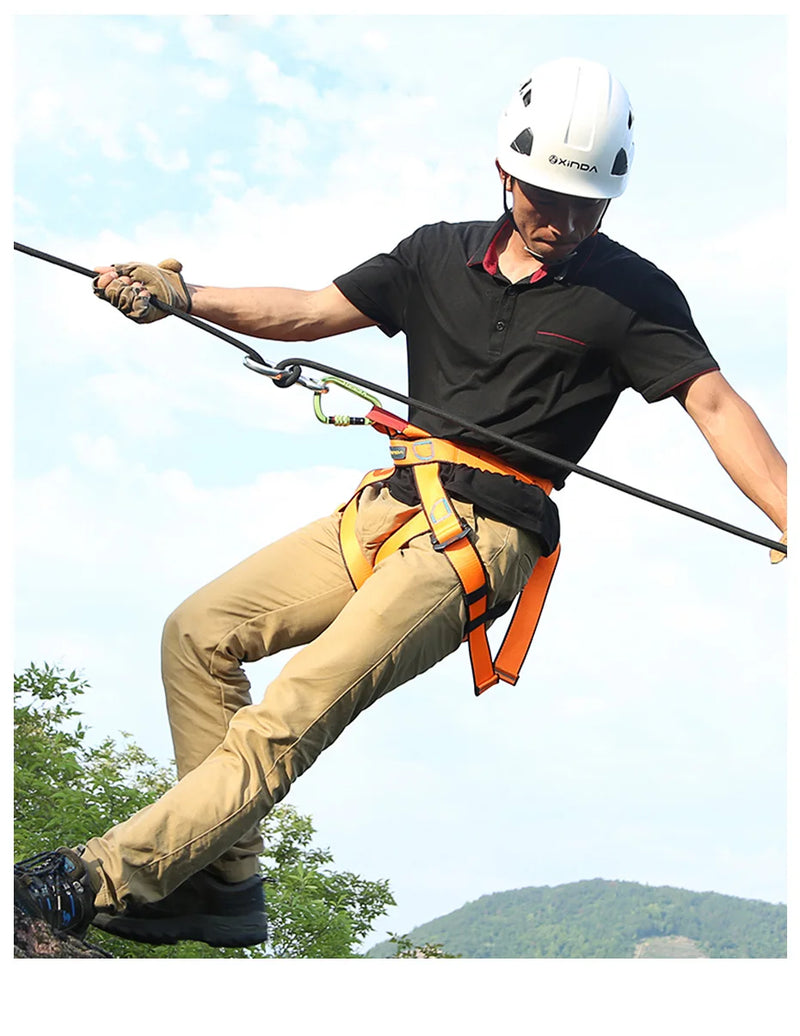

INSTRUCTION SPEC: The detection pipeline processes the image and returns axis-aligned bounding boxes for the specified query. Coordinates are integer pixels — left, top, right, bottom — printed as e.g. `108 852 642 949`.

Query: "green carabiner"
313 376 382 426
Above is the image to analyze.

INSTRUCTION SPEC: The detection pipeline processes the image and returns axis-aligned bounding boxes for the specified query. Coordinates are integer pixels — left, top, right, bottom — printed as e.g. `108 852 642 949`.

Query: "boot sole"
91 911 269 948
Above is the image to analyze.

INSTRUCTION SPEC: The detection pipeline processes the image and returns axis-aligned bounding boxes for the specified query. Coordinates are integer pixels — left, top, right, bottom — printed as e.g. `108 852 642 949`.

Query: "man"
14 58 786 949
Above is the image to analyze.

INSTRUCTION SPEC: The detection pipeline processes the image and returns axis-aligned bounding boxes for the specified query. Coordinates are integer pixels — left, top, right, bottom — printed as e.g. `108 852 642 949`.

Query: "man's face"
507 176 609 263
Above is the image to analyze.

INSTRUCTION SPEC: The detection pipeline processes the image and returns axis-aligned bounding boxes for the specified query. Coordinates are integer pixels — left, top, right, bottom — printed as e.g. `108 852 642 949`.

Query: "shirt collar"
466 214 514 275
467 213 589 283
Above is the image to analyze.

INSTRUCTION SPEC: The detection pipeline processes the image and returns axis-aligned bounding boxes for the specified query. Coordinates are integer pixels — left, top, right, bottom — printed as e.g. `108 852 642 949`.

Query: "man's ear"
495 160 512 192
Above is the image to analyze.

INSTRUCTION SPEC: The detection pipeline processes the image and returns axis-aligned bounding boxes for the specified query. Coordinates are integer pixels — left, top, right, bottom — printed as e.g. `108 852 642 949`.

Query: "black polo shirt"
334 215 718 554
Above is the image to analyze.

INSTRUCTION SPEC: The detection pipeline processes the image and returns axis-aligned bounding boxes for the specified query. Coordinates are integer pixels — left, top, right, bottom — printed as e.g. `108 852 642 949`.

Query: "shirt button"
495 320 506 331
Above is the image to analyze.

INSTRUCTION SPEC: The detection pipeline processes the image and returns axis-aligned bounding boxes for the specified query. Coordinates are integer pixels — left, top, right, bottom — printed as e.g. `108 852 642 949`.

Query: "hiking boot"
14 846 97 939
91 870 269 948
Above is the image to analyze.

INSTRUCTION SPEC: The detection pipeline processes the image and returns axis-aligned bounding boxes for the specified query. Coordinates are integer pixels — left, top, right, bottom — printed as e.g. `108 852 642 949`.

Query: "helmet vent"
511 128 534 156
611 148 628 176
519 79 532 106
628 110 633 129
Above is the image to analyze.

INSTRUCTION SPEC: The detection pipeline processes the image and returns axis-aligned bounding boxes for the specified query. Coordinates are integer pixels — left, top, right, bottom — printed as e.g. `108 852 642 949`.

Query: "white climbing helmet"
497 58 634 199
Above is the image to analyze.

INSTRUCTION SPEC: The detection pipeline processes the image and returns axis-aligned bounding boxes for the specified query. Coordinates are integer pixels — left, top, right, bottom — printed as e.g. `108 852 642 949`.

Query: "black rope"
14 242 270 366
275 357 785 554
14 241 786 556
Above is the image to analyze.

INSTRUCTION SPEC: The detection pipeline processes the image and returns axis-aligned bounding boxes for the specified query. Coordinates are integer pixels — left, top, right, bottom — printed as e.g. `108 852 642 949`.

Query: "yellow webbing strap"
374 511 430 564
338 468 394 589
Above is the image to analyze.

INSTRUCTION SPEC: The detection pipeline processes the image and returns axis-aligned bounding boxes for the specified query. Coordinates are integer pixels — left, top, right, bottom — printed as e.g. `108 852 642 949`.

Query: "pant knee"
161 590 217 673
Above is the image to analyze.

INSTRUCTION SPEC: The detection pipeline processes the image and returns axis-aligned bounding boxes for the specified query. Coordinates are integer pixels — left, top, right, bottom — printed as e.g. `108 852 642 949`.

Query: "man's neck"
495 222 545 283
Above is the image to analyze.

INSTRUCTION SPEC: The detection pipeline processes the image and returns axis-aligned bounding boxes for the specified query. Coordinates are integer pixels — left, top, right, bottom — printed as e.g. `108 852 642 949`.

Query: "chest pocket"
534 329 589 355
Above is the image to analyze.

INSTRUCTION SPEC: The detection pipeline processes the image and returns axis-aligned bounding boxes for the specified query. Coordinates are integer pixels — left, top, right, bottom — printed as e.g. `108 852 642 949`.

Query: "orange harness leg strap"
336 413 561 696
337 467 395 588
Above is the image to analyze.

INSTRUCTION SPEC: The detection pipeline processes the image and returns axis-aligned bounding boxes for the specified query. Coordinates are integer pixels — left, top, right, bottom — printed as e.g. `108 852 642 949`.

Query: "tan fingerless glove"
94 258 191 323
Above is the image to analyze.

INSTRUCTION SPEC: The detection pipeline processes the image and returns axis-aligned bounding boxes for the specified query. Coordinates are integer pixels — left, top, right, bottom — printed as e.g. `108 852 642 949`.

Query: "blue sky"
10 8 791 1009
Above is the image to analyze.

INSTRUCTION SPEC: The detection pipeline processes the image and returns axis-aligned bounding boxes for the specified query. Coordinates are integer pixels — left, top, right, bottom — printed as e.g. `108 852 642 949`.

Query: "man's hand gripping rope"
93 259 192 323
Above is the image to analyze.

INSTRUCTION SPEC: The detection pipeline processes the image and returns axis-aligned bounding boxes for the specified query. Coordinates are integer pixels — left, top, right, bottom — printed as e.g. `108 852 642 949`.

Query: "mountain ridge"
367 877 786 958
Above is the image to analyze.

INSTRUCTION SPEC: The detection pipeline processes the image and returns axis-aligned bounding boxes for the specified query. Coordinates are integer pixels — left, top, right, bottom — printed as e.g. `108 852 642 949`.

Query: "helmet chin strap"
501 179 608 266
501 183 577 265
502 183 551 260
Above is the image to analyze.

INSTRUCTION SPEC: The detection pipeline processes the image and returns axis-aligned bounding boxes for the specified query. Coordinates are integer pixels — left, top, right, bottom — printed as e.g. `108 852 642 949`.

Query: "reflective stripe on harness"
337 408 562 696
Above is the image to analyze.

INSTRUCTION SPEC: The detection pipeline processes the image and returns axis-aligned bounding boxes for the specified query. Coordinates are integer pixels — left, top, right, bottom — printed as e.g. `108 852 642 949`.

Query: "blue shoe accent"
14 847 96 938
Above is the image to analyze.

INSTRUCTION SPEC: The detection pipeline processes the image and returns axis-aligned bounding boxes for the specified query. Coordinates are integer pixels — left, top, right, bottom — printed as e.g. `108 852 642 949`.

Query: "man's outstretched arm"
93 262 376 341
186 282 377 341
676 370 787 554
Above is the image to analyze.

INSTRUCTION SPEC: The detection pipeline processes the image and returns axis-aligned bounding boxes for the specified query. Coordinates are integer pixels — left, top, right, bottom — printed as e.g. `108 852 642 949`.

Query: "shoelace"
15 850 86 926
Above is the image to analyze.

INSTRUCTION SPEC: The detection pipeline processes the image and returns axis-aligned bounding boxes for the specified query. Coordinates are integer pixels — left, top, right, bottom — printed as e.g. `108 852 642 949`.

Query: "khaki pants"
83 485 542 911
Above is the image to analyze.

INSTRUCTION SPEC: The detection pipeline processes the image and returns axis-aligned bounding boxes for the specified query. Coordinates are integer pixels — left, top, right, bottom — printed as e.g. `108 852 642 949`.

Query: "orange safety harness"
336 402 561 696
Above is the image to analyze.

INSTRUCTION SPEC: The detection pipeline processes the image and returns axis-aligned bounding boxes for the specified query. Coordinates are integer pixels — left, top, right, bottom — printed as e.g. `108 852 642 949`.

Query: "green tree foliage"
387 932 461 958
14 662 174 861
258 805 394 958
14 662 394 959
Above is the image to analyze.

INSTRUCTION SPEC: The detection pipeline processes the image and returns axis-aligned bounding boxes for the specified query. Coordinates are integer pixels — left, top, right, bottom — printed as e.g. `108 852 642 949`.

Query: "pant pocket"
473 513 543 610
354 484 423 560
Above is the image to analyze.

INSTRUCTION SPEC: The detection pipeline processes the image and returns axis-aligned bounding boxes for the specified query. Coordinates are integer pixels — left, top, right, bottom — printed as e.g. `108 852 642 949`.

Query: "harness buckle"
430 521 473 552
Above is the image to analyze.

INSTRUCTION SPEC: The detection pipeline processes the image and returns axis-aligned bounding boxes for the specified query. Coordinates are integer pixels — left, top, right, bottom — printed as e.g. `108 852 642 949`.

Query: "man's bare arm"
676 370 786 534
93 263 376 341
187 282 377 341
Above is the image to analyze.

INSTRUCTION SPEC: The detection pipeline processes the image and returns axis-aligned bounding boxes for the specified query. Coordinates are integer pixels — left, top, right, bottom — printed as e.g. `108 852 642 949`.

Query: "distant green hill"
367 879 786 958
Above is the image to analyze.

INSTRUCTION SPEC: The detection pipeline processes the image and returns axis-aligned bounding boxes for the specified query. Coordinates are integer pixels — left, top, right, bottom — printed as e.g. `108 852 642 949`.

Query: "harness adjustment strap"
492 543 561 685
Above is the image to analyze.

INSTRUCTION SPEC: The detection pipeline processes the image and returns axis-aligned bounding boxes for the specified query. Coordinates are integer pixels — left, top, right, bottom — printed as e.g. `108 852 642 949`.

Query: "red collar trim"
481 222 508 276
474 218 548 283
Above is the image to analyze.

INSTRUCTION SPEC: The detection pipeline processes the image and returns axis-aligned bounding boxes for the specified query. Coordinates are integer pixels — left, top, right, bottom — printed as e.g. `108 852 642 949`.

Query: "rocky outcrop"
14 907 113 958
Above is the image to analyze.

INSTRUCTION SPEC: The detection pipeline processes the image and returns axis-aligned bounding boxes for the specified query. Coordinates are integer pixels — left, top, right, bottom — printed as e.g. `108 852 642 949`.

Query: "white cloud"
361 30 389 53
83 114 130 163
136 123 191 173
176 68 232 101
129 27 166 54
86 371 184 439
194 155 246 198
67 172 95 190
13 194 39 219
249 116 311 179
17 83 125 163
101 19 166 55
653 209 787 302
245 51 319 110
179 15 240 66
24 87 64 137
71 432 121 473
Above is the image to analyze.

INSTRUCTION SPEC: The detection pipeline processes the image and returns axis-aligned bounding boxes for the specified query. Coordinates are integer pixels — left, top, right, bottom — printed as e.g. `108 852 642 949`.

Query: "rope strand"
13 240 786 556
